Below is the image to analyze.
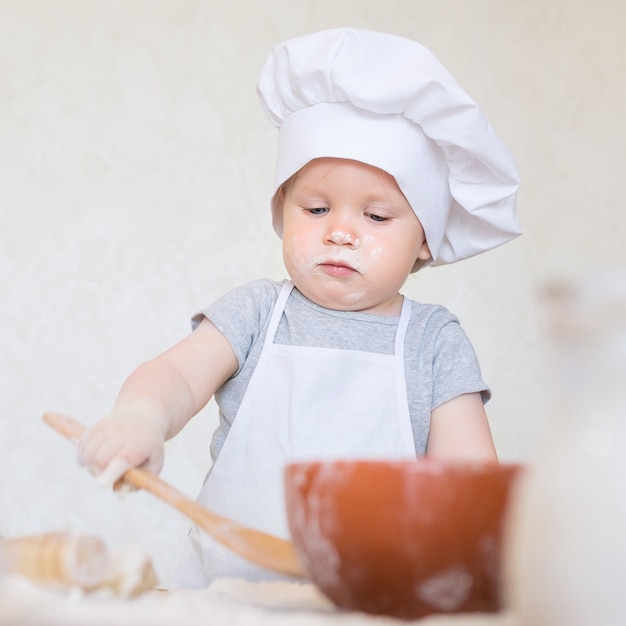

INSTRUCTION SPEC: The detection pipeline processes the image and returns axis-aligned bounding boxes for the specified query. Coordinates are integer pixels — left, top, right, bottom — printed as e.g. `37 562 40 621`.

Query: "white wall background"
1 0 624 586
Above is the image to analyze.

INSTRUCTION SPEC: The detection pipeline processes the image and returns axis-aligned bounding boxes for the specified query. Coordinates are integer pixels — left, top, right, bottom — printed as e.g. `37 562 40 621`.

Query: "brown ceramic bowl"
284 458 521 620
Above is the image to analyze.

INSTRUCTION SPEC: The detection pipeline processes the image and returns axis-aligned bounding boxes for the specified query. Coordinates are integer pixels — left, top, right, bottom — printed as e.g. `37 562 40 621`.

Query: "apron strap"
264 280 294 346
266 281 411 357
394 296 412 358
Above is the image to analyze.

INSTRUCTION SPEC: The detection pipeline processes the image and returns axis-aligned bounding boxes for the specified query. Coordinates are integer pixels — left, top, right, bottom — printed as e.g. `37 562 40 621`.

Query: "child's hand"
76 412 166 488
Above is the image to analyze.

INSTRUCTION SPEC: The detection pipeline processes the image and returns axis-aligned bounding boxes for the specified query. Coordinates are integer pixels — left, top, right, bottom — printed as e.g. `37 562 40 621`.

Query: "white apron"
172 281 416 587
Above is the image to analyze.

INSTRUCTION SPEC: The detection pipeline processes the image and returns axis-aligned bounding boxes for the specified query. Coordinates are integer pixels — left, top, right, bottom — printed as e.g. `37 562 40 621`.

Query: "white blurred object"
504 268 626 624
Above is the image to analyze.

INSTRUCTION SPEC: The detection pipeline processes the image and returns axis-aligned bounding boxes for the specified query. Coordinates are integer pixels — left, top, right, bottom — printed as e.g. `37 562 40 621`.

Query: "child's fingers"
76 423 112 468
74 415 165 490
97 457 132 488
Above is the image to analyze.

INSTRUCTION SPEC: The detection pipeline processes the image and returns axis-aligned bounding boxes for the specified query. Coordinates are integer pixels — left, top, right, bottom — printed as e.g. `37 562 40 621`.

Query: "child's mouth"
319 261 358 277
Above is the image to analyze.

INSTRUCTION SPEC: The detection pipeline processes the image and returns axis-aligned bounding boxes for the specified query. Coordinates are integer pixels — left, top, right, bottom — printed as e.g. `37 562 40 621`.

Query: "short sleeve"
192 279 281 374
431 319 491 409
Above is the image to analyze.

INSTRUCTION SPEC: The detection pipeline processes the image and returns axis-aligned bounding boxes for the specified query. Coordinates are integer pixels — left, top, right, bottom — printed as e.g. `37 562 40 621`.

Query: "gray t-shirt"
193 278 489 459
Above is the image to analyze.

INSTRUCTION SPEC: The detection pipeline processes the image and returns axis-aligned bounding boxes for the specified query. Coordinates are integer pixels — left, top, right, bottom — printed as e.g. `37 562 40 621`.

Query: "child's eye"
367 212 388 223
307 207 329 215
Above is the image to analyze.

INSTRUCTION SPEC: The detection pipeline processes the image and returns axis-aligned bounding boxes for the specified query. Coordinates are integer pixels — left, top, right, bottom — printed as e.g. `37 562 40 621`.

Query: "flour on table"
0 574 519 626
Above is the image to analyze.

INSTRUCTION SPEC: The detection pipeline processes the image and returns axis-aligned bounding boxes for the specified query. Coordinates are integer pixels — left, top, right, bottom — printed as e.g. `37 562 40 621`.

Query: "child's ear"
276 186 286 207
417 239 432 261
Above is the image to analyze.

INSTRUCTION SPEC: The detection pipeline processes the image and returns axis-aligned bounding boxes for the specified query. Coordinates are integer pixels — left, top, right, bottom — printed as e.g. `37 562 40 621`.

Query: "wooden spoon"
42 411 306 579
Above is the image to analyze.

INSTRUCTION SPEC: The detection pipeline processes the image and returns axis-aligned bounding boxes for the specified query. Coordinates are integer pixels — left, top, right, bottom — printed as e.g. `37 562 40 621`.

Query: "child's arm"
77 318 238 486
425 392 498 461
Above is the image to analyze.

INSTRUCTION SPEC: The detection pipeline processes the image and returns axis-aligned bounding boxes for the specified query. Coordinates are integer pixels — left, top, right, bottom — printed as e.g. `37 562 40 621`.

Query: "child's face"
280 158 431 315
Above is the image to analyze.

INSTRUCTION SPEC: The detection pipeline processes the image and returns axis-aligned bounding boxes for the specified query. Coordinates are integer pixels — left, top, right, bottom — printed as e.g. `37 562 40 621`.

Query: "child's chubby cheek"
283 236 314 277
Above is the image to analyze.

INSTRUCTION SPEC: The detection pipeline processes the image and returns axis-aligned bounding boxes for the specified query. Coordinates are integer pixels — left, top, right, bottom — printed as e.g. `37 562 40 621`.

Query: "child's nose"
326 229 360 247
325 211 361 247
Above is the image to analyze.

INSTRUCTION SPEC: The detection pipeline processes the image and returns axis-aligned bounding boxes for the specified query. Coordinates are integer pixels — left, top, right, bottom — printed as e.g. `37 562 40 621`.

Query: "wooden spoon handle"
42 411 305 578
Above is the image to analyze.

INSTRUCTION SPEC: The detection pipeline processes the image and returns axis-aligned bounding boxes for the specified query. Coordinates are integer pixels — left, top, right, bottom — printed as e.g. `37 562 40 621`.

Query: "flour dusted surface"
0 575 518 626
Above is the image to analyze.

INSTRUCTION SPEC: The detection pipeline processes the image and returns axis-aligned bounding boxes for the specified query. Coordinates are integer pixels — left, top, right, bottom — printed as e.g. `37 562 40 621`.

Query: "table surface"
0 575 519 626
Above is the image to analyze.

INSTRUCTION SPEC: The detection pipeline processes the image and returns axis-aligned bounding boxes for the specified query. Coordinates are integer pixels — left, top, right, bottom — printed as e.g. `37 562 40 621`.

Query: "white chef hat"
256 28 521 266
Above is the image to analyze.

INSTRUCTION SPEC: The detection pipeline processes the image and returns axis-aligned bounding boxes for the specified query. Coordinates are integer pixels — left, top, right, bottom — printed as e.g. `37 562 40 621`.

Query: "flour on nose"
330 231 360 248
